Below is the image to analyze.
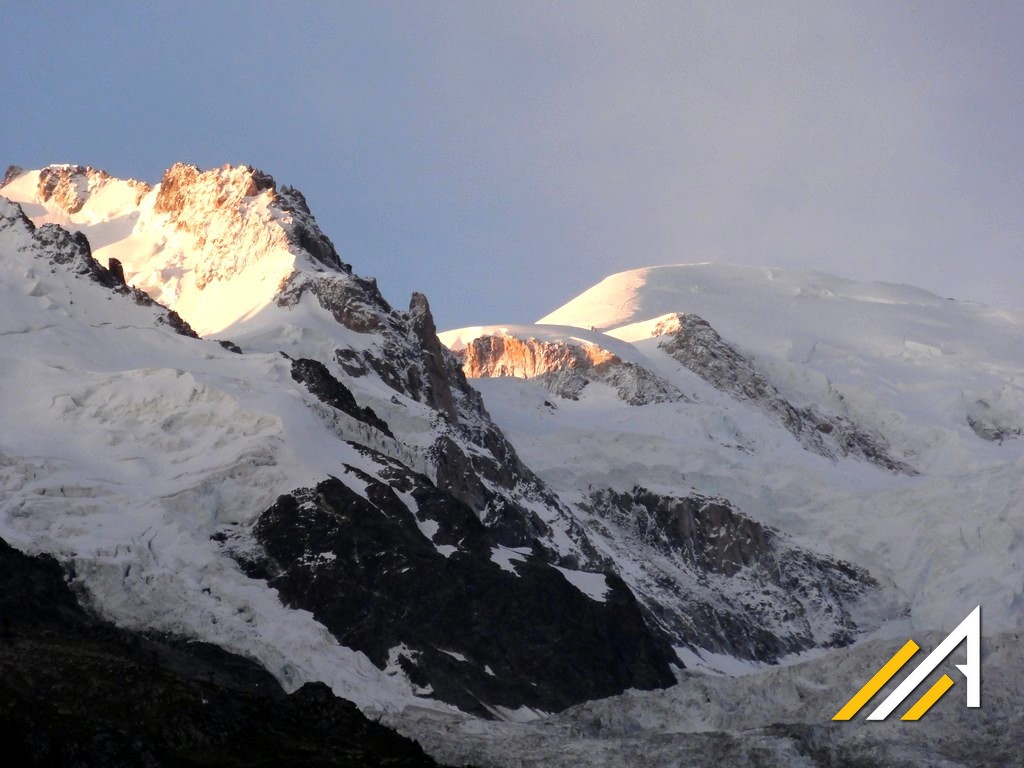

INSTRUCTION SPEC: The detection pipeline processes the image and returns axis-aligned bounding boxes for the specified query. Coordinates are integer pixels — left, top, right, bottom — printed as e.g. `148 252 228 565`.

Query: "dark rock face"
290 356 394 437
655 314 912 473
154 305 200 338
32 223 108 281
282 283 539 540
277 184 346 271
216 339 243 354
234 464 678 718
287 278 461 419
0 200 102 282
428 434 552 549
301 273 392 333
281 271 586 559
0 537 443 768
408 292 458 419
106 257 127 286
601 489 769 578
584 487 878 661
966 398 1022 443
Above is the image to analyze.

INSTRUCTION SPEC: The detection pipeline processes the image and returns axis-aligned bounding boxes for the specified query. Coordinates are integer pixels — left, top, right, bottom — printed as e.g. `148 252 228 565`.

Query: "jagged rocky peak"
34 163 150 214
458 330 684 406
0 195 35 235
153 162 274 215
0 194 110 284
280 276 580 558
282 277 465 419
151 163 344 288
1 161 349 337
2 164 25 188
407 292 460 420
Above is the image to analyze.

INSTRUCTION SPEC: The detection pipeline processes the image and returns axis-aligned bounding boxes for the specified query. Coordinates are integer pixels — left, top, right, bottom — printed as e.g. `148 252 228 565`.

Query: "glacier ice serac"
2 163 1023 766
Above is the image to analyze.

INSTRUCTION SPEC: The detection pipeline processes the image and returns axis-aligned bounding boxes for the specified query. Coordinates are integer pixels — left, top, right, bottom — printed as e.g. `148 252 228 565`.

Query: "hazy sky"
5 2 1023 328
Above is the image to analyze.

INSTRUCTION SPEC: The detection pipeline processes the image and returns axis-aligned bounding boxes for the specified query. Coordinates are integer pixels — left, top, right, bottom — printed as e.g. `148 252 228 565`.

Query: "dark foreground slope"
0 537 446 768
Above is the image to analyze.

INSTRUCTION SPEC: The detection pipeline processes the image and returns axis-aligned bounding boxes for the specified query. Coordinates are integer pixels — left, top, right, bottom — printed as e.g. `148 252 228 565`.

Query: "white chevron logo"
833 606 981 721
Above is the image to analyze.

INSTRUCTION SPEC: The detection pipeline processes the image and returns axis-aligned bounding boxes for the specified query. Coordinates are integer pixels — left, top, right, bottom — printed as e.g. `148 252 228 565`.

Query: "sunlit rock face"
151 162 343 291
463 333 618 380
37 164 150 215
461 332 685 405
2 162 344 335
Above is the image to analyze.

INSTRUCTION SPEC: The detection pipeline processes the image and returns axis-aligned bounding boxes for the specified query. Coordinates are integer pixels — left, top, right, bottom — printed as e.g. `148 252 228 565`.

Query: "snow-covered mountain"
3 164 1023 766
0 164 677 725
442 264 1024 640
435 265 1024 765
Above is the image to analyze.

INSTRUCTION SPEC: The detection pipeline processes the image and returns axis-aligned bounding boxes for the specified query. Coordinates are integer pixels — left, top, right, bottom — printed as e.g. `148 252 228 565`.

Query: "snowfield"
428 265 1024 765
446 264 1024 636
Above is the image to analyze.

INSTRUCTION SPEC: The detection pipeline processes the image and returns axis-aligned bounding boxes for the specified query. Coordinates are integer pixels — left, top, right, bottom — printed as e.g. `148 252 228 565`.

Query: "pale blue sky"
4 2 1023 328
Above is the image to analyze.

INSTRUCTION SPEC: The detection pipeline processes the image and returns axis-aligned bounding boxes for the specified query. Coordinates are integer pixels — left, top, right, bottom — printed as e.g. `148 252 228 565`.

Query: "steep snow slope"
540 264 1024 473
440 321 898 659
2 165 590 564
0 194 420 711
6 160 1022 763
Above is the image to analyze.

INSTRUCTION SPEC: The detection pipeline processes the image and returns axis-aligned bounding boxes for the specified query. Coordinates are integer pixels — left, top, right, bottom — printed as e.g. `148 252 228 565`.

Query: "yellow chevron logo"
833 606 981 721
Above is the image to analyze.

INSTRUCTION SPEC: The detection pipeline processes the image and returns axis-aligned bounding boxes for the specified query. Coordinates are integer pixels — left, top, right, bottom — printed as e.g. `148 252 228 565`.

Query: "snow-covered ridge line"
2 163 343 336
446 262 1024 639
1 161 686 720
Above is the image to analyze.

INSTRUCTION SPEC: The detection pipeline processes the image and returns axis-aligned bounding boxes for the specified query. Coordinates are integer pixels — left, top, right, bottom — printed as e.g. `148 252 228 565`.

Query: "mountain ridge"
0 162 680 720
4 162 1023 766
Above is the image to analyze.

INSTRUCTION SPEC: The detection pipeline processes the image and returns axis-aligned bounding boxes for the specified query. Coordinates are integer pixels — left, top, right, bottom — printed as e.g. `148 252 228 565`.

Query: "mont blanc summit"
2 164 1023 766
